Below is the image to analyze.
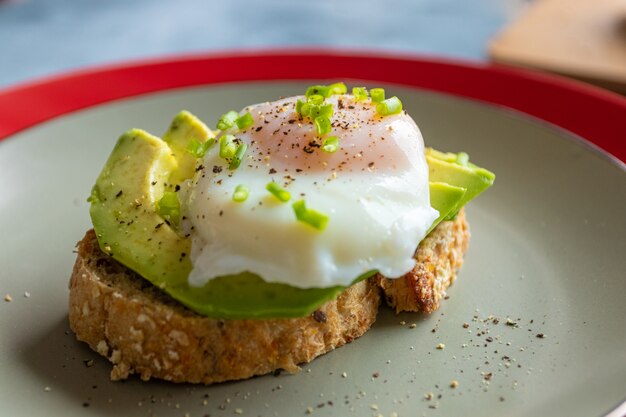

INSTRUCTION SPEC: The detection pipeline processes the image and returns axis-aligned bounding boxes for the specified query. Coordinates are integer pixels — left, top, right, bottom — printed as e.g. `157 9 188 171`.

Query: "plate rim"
0 48 624 164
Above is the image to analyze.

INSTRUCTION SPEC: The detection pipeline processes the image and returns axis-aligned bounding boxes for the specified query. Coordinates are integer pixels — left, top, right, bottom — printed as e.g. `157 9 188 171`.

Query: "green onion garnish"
228 143 248 170
376 96 403 116
235 112 254 130
187 138 216 158
328 82 347 95
156 191 180 225
314 115 332 136
320 104 334 118
219 134 237 159
309 103 333 119
292 199 329 231
266 182 291 202
306 85 331 98
370 88 385 103
456 152 469 166
307 94 325 105
322 136 339 153
232 184 249 202
216 110 239 130
300 102 311 117
352 87 368 101
296 99 305 115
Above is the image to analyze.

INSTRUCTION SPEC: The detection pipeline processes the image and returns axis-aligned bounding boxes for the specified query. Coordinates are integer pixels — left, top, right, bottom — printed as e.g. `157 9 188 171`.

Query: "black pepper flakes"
313 310 327 323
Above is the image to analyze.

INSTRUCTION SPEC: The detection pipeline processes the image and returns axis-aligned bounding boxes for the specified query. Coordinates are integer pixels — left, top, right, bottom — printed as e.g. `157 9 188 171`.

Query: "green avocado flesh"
162 110 215 185
89 112 494 319
426 148 496 220
427 182 466 234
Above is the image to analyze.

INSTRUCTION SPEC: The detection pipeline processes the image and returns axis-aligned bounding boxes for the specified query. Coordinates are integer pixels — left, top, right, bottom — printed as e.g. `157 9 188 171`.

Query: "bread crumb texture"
377 209 469 313
68 210 468 384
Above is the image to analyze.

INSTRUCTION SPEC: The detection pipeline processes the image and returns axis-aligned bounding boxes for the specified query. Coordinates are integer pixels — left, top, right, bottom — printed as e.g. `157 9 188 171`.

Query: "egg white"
183 95 438 289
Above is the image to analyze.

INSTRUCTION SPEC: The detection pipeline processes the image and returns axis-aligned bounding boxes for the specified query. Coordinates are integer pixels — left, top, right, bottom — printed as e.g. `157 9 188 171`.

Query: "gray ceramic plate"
0 53 625 417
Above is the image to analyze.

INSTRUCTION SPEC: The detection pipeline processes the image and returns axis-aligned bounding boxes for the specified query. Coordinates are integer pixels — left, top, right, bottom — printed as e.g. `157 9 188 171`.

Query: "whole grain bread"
378 209 469 313
68 210 468 384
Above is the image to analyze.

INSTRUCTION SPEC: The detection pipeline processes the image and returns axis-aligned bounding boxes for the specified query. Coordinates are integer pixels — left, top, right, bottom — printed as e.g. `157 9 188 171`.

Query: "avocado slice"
427 182 467 234
162 110 215 185
89 129 192 290
426 148 495 219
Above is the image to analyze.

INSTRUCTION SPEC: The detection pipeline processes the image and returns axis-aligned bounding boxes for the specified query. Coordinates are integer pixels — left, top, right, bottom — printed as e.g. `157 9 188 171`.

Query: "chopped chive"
232 184 249 202
308 103 333 119
228 143 248 170
370 88 385 103
376 96 403 116
187 139 203 157
266 182 291 202
328 82 347 95
292 199 329 231
216 110 239 130
296 99 305 115
235 112 254 130
320 103 334 118
322 136 339 153
307 94 325 105
306 85 330 98
219 134 237 159
300 102 311 117
187 138 216 158
156 191 180 225
456 152 469 166
314 115 332 136
352 87 368 101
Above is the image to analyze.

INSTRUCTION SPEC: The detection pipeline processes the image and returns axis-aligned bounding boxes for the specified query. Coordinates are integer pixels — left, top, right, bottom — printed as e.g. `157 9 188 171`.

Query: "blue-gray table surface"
0 0 527 89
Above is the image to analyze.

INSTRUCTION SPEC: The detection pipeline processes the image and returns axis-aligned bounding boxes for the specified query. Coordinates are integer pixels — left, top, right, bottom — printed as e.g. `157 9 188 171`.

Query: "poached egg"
183 93 438 289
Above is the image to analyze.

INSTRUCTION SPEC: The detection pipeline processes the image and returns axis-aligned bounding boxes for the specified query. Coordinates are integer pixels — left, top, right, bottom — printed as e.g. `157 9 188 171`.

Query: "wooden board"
489 0 626 94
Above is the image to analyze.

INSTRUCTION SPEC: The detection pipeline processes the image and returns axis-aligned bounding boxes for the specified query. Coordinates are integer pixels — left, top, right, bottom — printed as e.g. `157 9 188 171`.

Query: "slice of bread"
378 209 469 313
68 210 468 384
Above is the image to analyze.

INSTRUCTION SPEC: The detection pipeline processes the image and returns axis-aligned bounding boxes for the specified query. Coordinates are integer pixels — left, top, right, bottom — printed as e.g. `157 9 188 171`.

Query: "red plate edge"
0 49 624 163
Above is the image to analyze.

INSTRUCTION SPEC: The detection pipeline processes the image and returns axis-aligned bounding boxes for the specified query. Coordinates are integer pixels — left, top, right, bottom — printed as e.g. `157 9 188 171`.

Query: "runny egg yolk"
183 94 439 289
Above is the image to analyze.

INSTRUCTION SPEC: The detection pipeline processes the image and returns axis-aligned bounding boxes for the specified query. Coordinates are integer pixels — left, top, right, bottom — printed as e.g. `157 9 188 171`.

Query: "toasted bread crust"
69 230 381 384
68 211 468 384
377 209 469 313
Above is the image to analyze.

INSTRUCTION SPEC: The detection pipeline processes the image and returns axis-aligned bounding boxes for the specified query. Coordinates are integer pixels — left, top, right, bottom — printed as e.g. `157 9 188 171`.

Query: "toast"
68 210 468 383
378 209 469 313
